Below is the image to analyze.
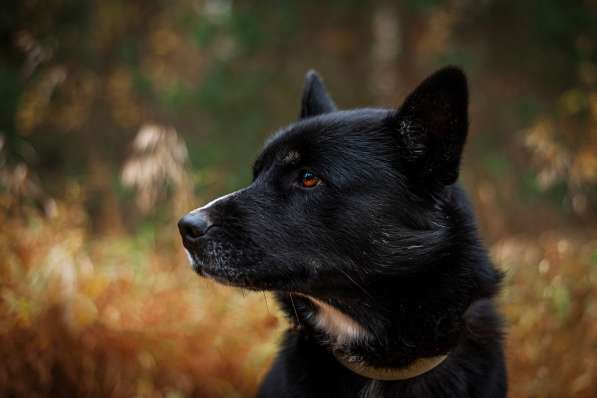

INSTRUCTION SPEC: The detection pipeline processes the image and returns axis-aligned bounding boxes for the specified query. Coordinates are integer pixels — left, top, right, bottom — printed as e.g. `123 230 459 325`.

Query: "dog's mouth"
183 245 221 276
181 228 229 276
184 249 210 277
183 241 273 291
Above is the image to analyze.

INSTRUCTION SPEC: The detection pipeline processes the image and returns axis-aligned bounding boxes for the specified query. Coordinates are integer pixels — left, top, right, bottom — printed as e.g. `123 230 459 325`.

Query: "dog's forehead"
256 109 391 169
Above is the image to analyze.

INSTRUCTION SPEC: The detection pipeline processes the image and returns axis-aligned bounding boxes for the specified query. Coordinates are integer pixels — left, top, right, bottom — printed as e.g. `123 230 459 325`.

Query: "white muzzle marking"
184 249 195 268
189 187 248 215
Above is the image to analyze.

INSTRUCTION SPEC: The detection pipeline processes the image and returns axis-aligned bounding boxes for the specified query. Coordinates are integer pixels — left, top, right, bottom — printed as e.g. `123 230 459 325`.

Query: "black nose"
178 211 212 241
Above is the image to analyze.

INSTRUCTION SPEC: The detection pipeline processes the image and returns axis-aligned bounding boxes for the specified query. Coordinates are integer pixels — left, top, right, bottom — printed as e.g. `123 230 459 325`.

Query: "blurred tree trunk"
370 2 428 107
370 3 400 106
88 153 125 235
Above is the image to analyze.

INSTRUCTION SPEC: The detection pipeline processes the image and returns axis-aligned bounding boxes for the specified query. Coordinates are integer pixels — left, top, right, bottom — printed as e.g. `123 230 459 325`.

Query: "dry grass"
496 234 597 397
0 194 283 397
0 192 595 397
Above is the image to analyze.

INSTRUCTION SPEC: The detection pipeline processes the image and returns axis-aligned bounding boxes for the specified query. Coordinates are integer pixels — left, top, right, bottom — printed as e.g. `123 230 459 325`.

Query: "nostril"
178 211 212 241
183 223 203 239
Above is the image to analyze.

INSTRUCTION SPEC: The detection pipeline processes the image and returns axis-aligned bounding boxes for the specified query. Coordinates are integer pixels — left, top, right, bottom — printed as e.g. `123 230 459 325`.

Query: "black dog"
178 67 507 397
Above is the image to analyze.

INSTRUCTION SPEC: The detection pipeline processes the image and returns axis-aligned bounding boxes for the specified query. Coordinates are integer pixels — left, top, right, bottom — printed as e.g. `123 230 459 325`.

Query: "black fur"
179 67 507 397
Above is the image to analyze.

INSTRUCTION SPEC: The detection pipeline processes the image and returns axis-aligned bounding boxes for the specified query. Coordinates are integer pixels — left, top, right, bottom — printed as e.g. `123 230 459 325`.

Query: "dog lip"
199 265 266 291
193 264 206 276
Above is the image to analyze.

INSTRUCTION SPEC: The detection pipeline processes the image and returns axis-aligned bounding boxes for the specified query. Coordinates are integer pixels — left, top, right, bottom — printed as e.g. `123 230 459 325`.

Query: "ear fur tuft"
299 70 337 119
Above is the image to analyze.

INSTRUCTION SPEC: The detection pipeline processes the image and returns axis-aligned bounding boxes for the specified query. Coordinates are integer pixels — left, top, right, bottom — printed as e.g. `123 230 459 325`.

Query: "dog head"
179 67 471 298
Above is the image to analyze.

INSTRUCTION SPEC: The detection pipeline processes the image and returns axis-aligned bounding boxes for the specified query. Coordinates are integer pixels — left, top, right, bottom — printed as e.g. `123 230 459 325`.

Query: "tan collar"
298 293 448 380
334 351 448 381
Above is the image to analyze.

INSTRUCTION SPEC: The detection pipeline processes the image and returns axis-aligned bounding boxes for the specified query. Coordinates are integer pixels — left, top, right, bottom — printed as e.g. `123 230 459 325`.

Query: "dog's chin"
186 252 273 291
208 269 281 291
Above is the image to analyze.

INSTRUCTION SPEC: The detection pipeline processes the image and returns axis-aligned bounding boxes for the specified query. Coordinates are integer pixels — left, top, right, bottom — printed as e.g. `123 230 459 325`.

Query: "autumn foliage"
0 193 282 397
1 1 596 397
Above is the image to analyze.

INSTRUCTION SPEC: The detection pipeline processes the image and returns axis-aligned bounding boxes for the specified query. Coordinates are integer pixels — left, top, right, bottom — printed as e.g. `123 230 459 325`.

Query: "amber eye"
300 171 320 188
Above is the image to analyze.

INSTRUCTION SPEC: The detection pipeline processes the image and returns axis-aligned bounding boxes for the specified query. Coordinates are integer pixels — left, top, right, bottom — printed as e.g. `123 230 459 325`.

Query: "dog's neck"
301 294 448 381
305 295 369 344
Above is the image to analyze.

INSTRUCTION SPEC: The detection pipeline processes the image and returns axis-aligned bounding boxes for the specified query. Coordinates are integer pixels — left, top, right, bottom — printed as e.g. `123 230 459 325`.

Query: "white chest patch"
305 295 369 344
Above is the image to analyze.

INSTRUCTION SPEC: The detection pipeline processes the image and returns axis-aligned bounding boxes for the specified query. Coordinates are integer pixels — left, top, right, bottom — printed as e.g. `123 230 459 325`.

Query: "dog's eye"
300 171 320 188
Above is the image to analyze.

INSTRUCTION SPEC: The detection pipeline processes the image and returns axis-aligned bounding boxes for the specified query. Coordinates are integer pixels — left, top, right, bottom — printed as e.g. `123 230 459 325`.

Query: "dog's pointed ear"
299 70 336 119
391 67 468 187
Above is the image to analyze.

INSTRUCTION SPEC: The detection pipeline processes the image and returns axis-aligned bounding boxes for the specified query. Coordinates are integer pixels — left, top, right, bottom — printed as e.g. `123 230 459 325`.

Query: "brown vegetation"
1 1 595 396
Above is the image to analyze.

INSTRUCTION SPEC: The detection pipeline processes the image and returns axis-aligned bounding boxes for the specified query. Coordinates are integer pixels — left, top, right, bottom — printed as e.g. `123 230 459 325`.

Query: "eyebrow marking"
282 150 300 164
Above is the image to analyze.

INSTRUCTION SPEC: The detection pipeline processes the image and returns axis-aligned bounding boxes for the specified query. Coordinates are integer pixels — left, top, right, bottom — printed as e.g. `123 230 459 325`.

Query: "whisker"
326 265 385 344
289 293 301 327
263 292 271 314
330 263 374 299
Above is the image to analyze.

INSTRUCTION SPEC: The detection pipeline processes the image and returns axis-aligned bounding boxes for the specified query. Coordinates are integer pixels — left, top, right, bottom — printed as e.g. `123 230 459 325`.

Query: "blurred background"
0 0 596 397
